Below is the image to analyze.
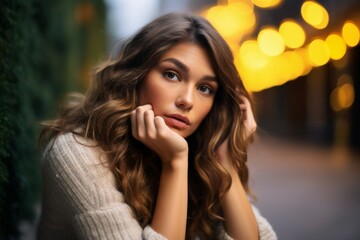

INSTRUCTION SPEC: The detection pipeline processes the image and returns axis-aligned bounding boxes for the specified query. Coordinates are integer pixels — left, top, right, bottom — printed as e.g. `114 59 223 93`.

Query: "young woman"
37 13 277 240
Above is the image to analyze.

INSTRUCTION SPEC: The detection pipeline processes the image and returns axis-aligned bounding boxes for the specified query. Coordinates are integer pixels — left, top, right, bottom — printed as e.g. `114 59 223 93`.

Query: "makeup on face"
138 42 218 138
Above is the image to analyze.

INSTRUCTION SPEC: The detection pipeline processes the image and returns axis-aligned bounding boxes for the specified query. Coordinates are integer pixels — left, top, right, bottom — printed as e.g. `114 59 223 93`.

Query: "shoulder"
44 132 99 159
43 132 106 172
42 131 111 181
42 131 107 181
41 132 121 210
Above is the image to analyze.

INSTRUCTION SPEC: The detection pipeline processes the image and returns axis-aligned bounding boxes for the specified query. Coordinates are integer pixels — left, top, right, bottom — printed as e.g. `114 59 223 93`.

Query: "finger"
144 109 156 138
239 96 254 119
130 109 137 138
239 96 257 134
235 87 247 96
239 95 251 108
135 104 153 139
154 116 168 137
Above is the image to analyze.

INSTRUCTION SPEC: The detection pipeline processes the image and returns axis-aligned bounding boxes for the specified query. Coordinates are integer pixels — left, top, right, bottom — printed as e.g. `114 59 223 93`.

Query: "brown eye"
163 71 179 81
198 85 214 95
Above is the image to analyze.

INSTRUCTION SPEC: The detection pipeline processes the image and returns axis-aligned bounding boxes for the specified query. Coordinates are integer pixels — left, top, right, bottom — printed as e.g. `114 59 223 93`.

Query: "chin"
172 128 190 138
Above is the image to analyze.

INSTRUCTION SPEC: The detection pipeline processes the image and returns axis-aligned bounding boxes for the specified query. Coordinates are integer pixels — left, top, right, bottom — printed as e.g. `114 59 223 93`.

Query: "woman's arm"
217 140 259 240
131 104 188 240
151 158 188 240
217 96 258 240
222 173 258 240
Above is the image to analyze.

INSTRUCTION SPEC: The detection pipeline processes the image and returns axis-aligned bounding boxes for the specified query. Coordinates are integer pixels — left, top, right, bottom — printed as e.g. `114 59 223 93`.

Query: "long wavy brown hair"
40 12 254 239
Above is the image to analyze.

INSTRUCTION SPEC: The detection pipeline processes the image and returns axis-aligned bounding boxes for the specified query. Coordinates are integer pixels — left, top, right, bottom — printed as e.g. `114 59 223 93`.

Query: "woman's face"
138 42 218 138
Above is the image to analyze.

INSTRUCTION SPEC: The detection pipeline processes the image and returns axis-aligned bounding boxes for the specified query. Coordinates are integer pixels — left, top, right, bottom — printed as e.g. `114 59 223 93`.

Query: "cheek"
138 82 170 115
138 76 162 105
196 100 214 123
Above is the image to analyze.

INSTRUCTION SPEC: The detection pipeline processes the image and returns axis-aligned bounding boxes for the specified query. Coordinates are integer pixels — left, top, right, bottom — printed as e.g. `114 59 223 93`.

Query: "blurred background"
0 0 359 239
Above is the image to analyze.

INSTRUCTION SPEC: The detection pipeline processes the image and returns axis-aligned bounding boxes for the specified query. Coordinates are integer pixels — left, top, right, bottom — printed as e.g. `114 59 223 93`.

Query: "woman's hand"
217 95 259 239
132 105 188 239
131 104 188 165
216 95 257 172
239 95 257 140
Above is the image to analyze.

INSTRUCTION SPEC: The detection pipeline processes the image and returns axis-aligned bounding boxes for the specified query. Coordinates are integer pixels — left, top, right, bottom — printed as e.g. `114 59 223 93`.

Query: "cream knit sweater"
37 132 277 240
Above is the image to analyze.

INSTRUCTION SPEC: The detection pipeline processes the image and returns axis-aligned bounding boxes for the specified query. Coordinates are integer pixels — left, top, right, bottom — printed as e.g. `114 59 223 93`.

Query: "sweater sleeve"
252 205 277 240
42 133 166 240
217 205 277 240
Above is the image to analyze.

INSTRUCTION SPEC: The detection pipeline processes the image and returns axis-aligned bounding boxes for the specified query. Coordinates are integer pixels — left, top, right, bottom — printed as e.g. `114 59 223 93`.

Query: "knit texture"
37 132 277 239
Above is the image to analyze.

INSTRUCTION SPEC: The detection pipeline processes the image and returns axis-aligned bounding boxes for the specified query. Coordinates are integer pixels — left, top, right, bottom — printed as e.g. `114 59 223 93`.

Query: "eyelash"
163 71 180 81
198 85 215 95
163 70 216 95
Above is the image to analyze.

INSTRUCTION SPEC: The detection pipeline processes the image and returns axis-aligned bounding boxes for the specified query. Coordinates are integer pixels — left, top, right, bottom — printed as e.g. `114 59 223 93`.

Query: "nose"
175 85 194 111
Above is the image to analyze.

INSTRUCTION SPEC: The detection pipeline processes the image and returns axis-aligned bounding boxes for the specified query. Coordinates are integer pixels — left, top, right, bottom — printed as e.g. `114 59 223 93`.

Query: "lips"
163 114 190 129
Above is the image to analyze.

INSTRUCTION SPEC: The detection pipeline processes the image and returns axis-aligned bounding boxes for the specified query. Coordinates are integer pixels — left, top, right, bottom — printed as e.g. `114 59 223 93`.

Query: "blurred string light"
307 39 330 66
251 0 283 8
330 74 355 111
279 20 306 49
258 27 285 56
326 34 347 60
204 1 255 41
342 21 360 47
201 0 360 94
301 1 329 29
239 40 268 69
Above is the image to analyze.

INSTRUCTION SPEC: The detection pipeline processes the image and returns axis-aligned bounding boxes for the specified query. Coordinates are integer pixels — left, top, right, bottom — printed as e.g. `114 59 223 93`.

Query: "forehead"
159 42 215 75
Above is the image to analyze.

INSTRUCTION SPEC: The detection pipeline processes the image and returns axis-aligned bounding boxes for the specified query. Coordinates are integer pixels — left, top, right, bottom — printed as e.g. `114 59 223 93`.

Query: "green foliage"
0 0 107 238
0 0 42 237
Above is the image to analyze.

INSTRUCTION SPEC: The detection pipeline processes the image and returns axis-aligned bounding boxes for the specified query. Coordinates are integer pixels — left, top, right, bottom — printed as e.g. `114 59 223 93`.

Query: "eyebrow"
160 58 217 82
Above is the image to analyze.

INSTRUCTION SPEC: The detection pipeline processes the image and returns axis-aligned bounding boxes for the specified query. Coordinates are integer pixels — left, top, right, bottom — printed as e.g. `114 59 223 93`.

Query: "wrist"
162 153 188 171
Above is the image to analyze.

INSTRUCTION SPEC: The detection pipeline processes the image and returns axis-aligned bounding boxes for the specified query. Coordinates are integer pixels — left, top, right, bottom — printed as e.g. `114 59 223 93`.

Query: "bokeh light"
251 0 283 8
279 20 306 49
281 51 305 80
238 40 268 69
204 2 255 41
301 1 329 29
307 39 330 66
202 0 360 92
342 21 360 47
330 83 355 111
258 27 285 56
325 34 347 60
